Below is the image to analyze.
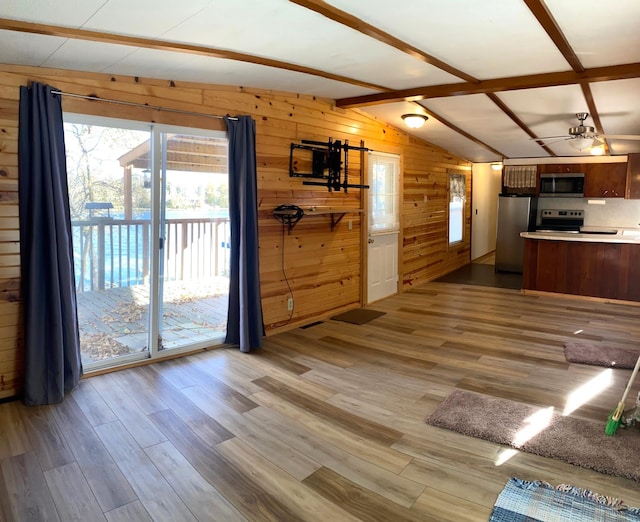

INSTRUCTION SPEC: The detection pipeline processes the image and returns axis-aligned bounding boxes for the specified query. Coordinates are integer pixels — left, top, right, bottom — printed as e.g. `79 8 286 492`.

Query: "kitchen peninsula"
520 228 640 302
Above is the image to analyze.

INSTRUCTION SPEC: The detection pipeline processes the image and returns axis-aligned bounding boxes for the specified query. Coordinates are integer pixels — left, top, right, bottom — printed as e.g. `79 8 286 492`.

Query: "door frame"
65 113 229 372
361 150 403 305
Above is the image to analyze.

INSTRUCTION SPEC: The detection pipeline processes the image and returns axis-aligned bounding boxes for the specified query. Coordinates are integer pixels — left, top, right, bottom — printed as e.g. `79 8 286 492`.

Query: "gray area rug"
426 389 640 482
564 343 640 369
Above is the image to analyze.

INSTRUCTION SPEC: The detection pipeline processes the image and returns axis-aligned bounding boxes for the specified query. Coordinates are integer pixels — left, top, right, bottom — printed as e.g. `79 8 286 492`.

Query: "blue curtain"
18 83 82 405
224 116 264 352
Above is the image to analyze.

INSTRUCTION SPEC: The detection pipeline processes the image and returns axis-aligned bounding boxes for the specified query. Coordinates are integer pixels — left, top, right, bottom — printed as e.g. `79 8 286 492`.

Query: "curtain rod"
51 90 237 121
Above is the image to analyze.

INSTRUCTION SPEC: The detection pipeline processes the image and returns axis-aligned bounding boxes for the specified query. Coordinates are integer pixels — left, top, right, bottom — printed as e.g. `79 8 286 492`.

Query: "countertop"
521 226 640 243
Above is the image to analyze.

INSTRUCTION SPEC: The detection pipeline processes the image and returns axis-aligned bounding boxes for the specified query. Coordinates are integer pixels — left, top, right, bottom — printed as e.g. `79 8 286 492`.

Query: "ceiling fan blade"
599 134 640 140
529 135 571 141
544 138 575 146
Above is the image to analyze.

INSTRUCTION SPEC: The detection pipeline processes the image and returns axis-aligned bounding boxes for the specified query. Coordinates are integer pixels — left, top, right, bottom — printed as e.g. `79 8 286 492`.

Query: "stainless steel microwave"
539 173 585 197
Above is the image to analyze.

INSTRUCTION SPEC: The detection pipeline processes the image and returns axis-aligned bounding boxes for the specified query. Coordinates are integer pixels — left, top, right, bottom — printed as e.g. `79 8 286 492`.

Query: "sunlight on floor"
494 406 554 466
495 448 519 466
563 368 612 416
512 407 554 447
495 370 613 466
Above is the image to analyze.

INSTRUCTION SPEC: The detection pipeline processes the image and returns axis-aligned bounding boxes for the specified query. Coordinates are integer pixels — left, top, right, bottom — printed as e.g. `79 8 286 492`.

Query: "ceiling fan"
534 112 640 152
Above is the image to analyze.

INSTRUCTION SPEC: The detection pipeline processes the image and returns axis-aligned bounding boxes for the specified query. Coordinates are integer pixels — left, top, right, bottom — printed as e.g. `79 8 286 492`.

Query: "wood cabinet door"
626 153 640 199
584 163 626 197
538 163 585 174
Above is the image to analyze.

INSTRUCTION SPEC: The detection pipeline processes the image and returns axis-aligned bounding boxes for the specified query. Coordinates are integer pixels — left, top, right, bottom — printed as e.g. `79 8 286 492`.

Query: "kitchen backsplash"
537 198 640 228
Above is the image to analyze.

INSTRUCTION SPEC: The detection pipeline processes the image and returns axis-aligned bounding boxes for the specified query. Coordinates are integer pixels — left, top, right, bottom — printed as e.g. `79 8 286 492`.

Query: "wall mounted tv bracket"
289 138 370 193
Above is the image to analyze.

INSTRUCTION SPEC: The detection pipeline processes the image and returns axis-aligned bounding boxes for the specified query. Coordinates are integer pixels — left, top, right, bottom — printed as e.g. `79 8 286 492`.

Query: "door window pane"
158 133 229 351
369 153 400 232
449 173 466 244
65 122 152 366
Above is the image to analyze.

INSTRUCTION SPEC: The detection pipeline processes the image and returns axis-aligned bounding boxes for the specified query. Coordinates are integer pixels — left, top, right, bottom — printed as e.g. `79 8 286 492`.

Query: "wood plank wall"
0 64 471 398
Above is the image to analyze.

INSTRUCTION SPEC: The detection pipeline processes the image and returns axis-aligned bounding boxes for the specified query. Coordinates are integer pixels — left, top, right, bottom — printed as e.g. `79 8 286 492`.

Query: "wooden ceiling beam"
336 62 640 108
0 17 389 92
290 1 541 159
485 93 556 157
412 102 507 159
289 0 479 83
524 0 584 73
524 0 610 156
580 83 610 155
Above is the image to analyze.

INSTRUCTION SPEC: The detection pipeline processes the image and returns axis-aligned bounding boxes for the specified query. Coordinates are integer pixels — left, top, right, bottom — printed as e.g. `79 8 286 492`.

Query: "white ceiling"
1 0 639 163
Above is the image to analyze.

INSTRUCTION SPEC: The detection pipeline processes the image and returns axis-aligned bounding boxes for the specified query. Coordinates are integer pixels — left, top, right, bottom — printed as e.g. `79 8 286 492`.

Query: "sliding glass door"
64 115 229 370
156 131 230 353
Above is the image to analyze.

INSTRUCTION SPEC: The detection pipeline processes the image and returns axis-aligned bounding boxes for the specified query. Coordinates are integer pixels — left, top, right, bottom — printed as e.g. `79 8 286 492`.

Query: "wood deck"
76 277 228 363
2 280 640 520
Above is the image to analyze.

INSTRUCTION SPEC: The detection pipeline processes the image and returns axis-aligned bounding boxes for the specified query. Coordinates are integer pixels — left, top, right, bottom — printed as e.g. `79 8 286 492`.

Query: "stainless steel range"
537 209 584 232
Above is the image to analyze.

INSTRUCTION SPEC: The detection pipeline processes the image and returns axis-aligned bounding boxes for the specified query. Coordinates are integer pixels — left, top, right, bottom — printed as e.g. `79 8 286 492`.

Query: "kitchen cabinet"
584 163 627 198
523 238 640 302
626 153 640 199
538 163 586 174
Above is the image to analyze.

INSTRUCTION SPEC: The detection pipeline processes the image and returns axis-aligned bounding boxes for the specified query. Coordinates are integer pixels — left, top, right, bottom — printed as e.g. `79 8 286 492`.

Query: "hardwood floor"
2 281 640 521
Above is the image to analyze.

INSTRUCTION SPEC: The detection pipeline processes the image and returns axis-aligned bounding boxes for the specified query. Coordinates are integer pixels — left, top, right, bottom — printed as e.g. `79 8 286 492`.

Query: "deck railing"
72 217 230 292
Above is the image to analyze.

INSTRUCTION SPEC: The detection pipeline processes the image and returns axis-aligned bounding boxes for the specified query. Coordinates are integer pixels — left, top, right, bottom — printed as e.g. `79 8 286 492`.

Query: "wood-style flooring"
2 281 640 521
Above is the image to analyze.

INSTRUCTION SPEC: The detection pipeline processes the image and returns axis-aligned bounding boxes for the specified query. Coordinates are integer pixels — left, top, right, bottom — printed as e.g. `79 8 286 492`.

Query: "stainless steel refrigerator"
495 195 537 273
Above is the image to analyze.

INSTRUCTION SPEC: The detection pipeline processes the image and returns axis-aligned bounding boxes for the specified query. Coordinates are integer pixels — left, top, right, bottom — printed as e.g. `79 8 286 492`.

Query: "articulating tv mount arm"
289 138 370 193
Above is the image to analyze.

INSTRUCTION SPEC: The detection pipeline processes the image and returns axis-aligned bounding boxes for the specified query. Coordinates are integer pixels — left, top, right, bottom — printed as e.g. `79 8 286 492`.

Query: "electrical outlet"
287 297 294 311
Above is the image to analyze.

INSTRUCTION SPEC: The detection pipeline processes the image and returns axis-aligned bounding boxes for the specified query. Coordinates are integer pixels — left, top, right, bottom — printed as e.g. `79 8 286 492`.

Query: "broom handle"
619 355 640 405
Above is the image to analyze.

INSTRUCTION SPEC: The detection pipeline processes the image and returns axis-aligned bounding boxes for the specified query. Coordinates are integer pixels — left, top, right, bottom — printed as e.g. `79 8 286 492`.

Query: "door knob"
368 238 374 244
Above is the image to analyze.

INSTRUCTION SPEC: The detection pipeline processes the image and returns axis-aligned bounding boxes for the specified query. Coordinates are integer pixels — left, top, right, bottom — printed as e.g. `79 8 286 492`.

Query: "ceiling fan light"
568 136 594 151
401 113 428 129
590 143 605 156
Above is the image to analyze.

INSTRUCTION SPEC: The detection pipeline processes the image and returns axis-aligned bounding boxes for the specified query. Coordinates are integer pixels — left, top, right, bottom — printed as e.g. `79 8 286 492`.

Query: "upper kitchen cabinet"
538 164 586 174
584 163 627 198
626 153 640 199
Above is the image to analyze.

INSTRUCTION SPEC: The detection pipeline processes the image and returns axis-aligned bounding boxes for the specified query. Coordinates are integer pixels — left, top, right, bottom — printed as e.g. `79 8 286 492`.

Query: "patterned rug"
491 478 640 521
564 342 640 369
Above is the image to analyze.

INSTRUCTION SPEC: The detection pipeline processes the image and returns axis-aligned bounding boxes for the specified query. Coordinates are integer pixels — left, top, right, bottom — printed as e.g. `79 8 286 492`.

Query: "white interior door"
367 152 400 304
368 231 399 302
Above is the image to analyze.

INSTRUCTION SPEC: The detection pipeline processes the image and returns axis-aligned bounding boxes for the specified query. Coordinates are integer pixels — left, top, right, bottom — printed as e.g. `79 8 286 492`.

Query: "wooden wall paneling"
609 243 630 299
525 240 640 302
522 239 538 289
0 221 21 401
626 244 640 300
570 242 598 297
360 148 369 305
535 240 567 293
0 64 471 397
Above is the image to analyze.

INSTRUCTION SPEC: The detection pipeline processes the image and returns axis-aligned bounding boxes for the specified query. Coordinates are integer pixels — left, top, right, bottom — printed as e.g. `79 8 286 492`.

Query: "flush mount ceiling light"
491 162 503 171
401 113 428 129
590 142 605 156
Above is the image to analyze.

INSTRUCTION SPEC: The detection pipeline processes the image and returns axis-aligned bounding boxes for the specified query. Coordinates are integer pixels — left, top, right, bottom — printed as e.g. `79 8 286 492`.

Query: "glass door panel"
157 133 229 352
64 121 152 368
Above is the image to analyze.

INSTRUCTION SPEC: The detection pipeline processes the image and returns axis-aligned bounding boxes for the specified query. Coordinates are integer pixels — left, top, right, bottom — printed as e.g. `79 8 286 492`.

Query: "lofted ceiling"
1 0 639 163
